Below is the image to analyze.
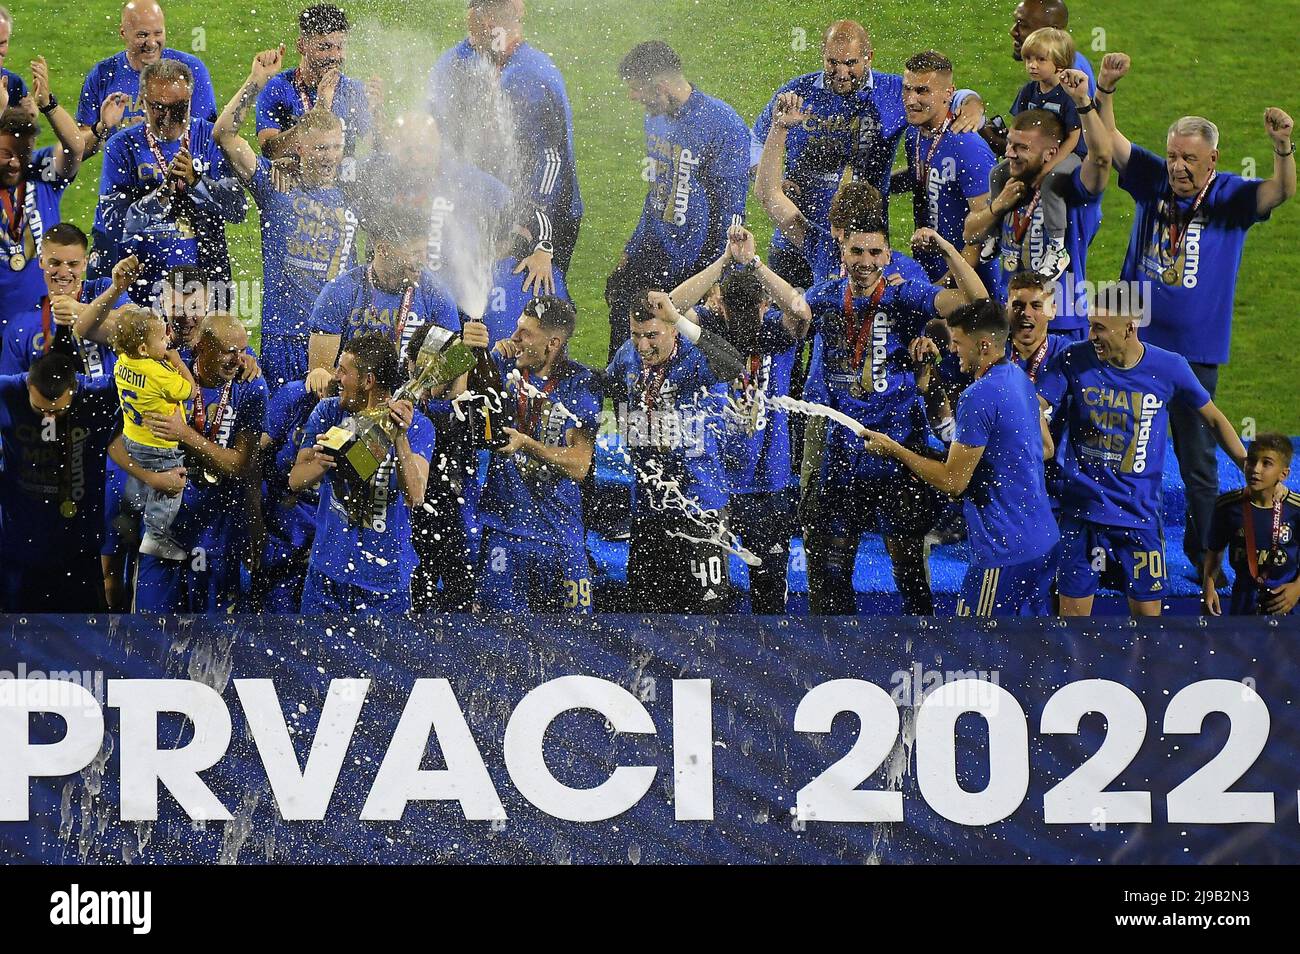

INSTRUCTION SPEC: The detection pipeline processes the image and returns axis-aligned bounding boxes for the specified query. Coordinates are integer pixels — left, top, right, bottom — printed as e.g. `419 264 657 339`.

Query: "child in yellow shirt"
112 307 196 561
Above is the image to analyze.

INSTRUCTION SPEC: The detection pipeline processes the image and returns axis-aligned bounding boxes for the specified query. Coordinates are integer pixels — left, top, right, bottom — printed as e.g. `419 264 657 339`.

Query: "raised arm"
75 255 139 345
1257 107 1296 215
31 57 82 182
215 45 285 183
1095 53 1133 173
755 92 813 248
1059 69 1112 195
916 228 989 316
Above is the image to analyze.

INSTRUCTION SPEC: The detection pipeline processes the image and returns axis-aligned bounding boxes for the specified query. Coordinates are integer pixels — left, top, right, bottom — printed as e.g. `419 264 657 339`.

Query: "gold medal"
60 500 76 519
1161 266 1179 285
202 470 220 485
9 252 26 271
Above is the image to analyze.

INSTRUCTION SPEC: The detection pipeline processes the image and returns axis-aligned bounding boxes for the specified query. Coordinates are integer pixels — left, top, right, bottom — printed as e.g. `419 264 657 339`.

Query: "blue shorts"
475 526 593 614
1058 515 1167 602
133 550 241 614
300 566 411 615
957 547 1058 617
259 334 309 396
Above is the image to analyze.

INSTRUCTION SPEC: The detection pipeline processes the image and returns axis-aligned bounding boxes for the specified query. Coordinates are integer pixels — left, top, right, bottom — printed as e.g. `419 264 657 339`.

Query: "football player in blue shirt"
477 296 599 613
1006 272 1071 508
762 222 989 615
1037 296 1247 617
76 1 217 161
606 288 745 613
964 70 1110 336
305 208 465 396
216 46 357 394
95 58 247 300
1204 435 1300 617
892 51 997 290
669 224 800 614
0 353 122 611
427 0 584 289
257 379 321 613
865 299 1058 616
751 20 984 288
0 9 28 105
607 40 750 361
257 4 374 160
1097 51 1294 579
118 313 267 612
290 332 433 615
0 70 82 322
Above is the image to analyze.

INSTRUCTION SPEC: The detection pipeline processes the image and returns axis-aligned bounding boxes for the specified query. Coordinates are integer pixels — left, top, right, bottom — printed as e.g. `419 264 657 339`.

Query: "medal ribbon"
1011 189 1042 247
191 380 233 442
1243 494 1285 585
639 340 678 411
364 267 416 347
0 181 25 243
516 368 561 436
913 115 952 213
145 124 192 192
1025 336 1050 383
1163 171 1216 265
842 278 887 370
293 68 315 113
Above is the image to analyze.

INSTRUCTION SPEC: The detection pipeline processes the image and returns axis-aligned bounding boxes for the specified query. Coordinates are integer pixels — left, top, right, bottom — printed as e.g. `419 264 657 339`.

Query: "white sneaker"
1035 240 1071 282
140 534 187 561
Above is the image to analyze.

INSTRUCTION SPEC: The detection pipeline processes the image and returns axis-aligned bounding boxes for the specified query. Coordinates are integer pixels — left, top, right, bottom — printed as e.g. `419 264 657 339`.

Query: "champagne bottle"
467 346 511 449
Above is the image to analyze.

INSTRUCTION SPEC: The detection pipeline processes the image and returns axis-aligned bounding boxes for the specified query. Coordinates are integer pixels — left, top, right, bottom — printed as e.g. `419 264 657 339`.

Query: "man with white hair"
76 1 217 160
1097 52 1294 579
0 7 29 103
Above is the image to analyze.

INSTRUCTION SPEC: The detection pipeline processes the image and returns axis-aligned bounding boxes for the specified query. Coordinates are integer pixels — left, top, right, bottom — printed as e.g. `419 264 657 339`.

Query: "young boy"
987 26 1085 280
1204 434 1300 616
112 306 197 561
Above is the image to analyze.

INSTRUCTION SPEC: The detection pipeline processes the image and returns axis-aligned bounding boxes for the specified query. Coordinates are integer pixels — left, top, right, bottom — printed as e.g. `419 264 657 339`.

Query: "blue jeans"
122 436 186 553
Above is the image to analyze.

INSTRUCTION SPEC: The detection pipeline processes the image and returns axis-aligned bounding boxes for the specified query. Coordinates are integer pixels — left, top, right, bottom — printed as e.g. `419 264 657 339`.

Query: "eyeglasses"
146 100 190 123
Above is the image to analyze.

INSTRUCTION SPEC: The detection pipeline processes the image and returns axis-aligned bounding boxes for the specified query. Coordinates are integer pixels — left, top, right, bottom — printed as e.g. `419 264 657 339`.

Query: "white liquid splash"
768 395 867 437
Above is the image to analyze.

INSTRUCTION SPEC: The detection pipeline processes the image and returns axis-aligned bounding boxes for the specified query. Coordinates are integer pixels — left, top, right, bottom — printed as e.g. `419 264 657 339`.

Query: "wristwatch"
534 241 554 255
1276 143 1296 157
1076 98 1097 114
39 93 59 115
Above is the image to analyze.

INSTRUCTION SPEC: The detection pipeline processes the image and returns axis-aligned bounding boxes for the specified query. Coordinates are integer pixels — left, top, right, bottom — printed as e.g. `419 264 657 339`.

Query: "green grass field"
15 0 1300 429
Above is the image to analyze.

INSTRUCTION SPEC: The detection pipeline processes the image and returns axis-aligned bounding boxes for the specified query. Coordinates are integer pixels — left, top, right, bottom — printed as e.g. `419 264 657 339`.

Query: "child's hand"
1202 584 1221 617
1059 69 1092 106
146 466 188 497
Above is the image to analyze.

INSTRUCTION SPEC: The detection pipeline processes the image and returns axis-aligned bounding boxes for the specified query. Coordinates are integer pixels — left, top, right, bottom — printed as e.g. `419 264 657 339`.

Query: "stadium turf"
17 0 1298 428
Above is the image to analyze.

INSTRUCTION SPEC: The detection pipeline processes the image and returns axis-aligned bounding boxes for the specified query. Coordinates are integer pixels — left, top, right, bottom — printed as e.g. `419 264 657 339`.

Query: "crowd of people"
0 0 1295 618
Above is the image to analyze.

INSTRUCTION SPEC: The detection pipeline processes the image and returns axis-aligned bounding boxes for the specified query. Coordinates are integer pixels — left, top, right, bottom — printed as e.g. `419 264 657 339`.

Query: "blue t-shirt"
954 360 1059 566
303 396 434 595
95 118 247 295
427 40 583 226
801 250 931 406
606 337 730 511
628 87 750 278
479 355 600 547
695 305 797 495
249 157 358 337
1118 144 1269 365
1037 341 1211 529
309 265 461 361
256 69 372 156
480 256 572 345
0 278 122 379
990 160 1103 333
0 148 71 322
262 381 321 555
77 49 218 132
0 374 121 561
1011 82 1086 157
752 70 909 253
1010 332 1072 504
900 122 998 285
165 375 268 556
2 69 27 103
802 274 940 446
1208 487 1300 614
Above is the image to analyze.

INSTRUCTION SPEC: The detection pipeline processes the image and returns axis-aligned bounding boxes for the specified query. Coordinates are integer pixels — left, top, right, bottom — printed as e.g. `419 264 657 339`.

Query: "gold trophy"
318 326 477 484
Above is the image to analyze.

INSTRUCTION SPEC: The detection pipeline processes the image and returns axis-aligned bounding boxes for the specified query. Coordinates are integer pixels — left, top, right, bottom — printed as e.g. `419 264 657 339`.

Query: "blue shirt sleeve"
954 382 995 448
1010 83 1032 117
1118 143 1169 202
76 64 104 126
188 57 219 123
708 108 752 228
310 277 348 335
96 133 139 243
303 398 336 448
1169 352 1212 409
956 135 997 199
1036 348 1070 410
406 409 435 462
255 78 288 134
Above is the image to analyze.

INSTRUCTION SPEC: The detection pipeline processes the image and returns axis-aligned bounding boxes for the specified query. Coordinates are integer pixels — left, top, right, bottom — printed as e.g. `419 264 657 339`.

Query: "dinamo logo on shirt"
869 310 892 393
1143 207 1204 289
1079 386 1164 473
15 424 90 501
1000 202 1046 272
647 137 700 227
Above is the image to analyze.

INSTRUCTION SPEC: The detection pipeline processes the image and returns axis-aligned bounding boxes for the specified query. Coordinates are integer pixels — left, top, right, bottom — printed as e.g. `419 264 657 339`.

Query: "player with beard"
76 2 217 162
118 312 267 612
864 298 1058 616
0 63 83 320
95 58 247 299
290 332 433 614
606 288 745 613
964 71 1110 337
761 222 989 615
750 20 984 288
305 208 467 396
257 4 375 160
427 0 584 292
217 45 358 393
606 41 750 361
476 296 599 613
0 352 122 611
669 224 799 614
1096 52 1294 582
1037 295 1246 617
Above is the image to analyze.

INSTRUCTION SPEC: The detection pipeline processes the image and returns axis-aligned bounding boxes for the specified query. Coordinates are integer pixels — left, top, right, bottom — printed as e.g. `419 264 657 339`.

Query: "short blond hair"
1021 27 1075 71
296 108 343 136
113 306 163 357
